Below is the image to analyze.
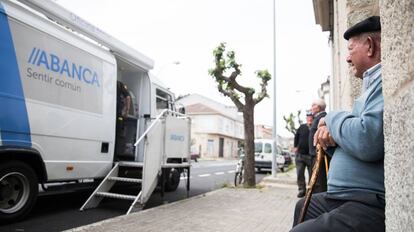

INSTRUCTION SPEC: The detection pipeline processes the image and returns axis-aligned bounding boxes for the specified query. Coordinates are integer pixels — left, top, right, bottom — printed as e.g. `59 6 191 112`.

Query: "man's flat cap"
343 16 381 40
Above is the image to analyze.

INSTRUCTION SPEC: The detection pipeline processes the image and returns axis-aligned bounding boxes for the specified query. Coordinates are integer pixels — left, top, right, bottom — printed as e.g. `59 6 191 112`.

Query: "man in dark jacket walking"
308 98 328 193
294 112 313 197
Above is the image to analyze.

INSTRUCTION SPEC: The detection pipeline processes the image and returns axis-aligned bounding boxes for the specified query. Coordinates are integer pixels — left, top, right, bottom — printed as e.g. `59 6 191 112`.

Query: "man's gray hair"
313 99 326 110
358 31 381 44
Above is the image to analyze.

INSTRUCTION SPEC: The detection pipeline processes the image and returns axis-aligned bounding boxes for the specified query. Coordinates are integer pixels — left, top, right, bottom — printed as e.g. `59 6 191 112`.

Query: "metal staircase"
80 109 191 215
80 162 145 214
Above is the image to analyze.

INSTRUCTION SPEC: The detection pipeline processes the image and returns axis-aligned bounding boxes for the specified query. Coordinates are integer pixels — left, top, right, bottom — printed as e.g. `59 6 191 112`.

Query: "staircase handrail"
133 109 190 147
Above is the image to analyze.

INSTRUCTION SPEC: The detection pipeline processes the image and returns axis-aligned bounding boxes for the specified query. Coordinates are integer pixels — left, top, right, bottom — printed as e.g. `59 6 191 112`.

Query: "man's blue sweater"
325 64 384 201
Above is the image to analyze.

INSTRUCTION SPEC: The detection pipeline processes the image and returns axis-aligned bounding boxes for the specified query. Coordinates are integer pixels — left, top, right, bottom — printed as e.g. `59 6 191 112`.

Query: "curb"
67 188 274 232
259 168 297 187
68 188 231 232
261 176 297 185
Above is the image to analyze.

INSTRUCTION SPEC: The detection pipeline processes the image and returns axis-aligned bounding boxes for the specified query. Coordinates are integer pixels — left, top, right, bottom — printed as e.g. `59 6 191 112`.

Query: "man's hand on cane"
313 117 336 150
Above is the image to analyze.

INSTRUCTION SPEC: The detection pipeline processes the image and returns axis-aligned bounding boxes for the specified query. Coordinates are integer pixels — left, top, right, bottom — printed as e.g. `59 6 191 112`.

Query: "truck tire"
164 168 180 192
0 161 38 223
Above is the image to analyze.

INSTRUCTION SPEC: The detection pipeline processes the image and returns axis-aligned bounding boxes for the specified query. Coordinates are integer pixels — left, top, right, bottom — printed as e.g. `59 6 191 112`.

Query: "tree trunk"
243 97 256 187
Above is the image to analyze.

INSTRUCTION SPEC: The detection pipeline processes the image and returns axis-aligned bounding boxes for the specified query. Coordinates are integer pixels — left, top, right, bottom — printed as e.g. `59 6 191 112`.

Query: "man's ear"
367 36 375 57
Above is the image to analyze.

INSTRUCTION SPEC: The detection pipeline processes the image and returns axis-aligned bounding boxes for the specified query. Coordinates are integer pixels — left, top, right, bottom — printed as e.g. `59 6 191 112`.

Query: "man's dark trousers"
290 192 385 232
295 153 313 196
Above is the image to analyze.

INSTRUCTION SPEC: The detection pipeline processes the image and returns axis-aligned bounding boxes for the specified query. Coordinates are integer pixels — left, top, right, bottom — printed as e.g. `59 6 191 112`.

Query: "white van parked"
0 0 190 223
254 139 285 172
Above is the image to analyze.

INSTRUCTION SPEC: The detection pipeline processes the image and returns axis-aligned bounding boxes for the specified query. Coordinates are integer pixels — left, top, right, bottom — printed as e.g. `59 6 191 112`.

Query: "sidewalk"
68 169 299 232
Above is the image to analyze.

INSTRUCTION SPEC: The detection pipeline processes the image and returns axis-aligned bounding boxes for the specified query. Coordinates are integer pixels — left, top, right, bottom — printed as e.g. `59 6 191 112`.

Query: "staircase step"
108 177 142 183
96 192 136 201
119 161 144 168
162 163 191 168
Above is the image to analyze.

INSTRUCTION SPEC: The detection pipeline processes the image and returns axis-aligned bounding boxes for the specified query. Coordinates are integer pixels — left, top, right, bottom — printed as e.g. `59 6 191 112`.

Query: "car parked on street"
281 150 293 166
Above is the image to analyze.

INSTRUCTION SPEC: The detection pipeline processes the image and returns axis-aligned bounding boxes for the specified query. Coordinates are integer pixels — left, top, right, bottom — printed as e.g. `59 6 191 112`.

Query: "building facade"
177 94 244 159
255 124 293 151
254 124 273 139
317 76 331 110
313 0 414 230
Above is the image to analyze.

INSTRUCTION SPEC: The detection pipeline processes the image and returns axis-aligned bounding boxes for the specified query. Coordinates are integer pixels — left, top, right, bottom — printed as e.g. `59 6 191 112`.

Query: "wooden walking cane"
298 144 328 223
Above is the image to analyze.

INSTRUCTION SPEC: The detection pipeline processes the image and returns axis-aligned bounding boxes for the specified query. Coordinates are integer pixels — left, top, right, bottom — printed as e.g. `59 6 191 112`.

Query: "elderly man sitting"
291 16 385 232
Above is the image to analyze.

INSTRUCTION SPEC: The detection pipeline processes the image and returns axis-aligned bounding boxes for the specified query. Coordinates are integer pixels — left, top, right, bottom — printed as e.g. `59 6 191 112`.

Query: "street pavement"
68 167 299 232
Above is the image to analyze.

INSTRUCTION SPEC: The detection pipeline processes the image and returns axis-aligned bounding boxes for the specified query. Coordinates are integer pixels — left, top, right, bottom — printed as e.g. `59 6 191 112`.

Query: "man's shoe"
297 192 305 198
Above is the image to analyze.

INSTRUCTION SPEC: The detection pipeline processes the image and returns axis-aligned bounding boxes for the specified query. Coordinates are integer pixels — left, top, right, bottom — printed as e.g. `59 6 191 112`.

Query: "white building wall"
191 134 239 159
190 115 243 140
331 0 356 110
191 115 219 134
180 94 244 159
329 0 379 110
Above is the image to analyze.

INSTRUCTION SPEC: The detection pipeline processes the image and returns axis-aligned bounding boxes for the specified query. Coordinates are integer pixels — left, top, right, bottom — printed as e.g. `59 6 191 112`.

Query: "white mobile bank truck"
0 0 191 223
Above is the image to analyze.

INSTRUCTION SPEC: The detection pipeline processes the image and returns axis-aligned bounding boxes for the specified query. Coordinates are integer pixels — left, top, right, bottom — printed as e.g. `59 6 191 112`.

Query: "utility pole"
271 0 277 178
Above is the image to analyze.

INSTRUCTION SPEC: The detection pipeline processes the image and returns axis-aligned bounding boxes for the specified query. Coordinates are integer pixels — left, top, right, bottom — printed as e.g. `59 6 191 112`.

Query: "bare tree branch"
253 70 271 105
216 83 244 111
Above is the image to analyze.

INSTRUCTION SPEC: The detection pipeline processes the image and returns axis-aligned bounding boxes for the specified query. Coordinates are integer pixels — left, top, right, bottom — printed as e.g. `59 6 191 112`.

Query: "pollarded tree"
208 43 271 187
283 110 303 136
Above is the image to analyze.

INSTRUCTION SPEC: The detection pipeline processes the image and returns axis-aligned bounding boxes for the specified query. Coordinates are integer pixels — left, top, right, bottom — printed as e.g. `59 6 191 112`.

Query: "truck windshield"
254 142 263 153
156 89 171 110
264 143 272 153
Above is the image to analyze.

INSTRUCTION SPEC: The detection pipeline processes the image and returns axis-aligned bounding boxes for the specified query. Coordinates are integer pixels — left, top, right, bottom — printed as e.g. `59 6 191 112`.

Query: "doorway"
219 138 224 158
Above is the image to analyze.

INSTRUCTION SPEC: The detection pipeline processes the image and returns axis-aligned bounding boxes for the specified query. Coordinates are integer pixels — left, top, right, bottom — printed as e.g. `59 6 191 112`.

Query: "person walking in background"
294 112 313 198
291 16 384 231
308 98 328 193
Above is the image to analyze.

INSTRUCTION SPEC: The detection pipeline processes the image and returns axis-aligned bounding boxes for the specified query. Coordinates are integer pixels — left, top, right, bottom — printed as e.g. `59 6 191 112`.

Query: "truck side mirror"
178 107 185 114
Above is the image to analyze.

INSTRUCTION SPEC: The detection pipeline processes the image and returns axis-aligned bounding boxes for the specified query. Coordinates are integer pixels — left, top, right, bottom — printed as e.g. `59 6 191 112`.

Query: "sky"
55 0 331 137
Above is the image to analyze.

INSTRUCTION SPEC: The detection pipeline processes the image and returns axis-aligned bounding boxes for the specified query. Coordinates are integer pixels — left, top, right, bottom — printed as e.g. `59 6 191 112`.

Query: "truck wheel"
164 168 180 192
0 161 38 223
